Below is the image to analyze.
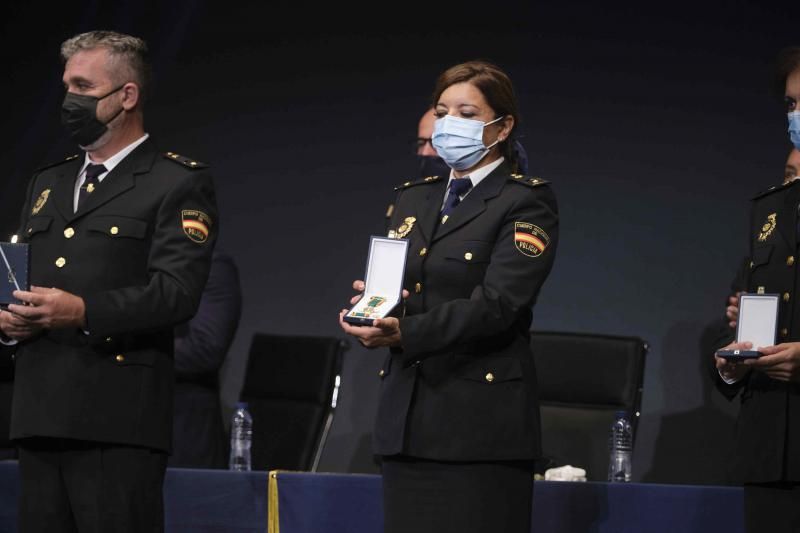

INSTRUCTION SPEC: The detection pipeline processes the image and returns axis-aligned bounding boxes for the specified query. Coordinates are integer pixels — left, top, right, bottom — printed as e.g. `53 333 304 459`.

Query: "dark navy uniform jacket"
715 179 800 483
374 161 559 461
9 138 217 453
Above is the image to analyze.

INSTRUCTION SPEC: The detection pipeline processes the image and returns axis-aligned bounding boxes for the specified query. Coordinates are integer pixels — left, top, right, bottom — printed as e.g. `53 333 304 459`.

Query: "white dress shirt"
73 133 150 211
441 156 505 209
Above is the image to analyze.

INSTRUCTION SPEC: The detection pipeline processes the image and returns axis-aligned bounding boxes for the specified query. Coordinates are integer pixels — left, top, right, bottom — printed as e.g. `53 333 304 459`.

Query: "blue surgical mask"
432 115 504 171
789 111 800 151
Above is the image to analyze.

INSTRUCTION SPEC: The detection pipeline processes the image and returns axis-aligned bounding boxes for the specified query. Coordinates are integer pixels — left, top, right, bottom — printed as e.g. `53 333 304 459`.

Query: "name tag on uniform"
344 236 408 326
0 242 30 307
716 293 779 360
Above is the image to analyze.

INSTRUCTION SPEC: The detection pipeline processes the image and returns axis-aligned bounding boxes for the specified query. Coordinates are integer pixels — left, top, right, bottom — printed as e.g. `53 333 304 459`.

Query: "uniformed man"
714 46 800 533
0 31 217 532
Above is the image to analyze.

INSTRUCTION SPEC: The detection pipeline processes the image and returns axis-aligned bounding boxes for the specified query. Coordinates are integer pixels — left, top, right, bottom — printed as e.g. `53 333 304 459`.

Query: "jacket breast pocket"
750 244 772 270
24 216 53 239
443 240 493 265
87 216 148 239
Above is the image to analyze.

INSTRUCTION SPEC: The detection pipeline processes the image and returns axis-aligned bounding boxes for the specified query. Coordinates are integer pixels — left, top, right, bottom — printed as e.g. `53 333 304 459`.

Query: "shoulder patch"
751 180 795 201
35 154 80 173
394 175 443 191
508 174 549 188
164 152 209 169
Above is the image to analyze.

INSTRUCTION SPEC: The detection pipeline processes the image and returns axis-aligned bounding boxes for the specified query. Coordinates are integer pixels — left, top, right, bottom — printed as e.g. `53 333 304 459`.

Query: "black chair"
240 333 347 472
530 331 648 481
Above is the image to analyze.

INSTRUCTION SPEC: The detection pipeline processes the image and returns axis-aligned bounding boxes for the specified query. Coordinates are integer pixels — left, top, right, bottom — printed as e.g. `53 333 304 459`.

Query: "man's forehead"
64 48 112 76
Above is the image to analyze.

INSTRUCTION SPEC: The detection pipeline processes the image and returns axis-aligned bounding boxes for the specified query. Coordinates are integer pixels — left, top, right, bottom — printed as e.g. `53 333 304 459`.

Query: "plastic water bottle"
608 410 633 482
229 402 253 471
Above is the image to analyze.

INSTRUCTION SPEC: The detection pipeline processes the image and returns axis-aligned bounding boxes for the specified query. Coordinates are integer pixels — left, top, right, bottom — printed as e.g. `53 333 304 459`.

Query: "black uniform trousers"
382 456 534 533
18 438 167 533
744 483 800 533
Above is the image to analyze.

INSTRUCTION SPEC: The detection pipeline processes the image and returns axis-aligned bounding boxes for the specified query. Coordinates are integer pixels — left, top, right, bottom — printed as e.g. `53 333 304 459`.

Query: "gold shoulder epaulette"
35 154 80 172
164 152 209 169
394 175 443 191
508 174 549 187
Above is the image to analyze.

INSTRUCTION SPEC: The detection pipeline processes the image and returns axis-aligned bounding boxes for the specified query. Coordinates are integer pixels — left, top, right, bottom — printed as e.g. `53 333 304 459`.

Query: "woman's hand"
726 292 742 329
744 342 800 382
339 311 402 348
715 341 752 383
338 280 408 348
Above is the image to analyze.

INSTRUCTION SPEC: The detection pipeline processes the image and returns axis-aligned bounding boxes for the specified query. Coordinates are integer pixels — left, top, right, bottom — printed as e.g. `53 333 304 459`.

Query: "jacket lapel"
414 179 447 244
51 158 85 222
68 139 157 223
432 163 508 242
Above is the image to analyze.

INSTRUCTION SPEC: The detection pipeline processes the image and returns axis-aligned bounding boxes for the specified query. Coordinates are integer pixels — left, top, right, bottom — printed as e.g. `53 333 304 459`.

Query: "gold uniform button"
784 292 791 302
64 227 75 239
464 252 473 261
781 328 789 337
115 354 125 363
788 256 795 266
419 247 427 256
378 369 385 378
415 282 422 294
110 226 119 235
485 372 495 383
55 257 66 268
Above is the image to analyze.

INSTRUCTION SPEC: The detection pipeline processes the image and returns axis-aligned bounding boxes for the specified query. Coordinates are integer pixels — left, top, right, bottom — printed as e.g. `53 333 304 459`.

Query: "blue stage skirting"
0 462 744 533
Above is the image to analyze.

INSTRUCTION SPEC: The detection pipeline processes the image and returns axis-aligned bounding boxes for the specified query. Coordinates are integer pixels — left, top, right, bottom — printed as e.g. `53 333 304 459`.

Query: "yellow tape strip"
268 470 281 533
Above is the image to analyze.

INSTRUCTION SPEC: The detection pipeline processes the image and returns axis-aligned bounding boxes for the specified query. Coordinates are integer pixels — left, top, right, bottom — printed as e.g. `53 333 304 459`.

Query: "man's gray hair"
61 31 152 104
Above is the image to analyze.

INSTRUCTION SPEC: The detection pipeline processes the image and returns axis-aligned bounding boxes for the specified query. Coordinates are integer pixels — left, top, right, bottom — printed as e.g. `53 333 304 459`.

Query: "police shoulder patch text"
514 222 550 257
181 210 212 243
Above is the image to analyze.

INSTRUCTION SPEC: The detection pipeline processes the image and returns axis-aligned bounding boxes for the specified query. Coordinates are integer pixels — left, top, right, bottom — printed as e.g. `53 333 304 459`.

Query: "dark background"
3 1 798 483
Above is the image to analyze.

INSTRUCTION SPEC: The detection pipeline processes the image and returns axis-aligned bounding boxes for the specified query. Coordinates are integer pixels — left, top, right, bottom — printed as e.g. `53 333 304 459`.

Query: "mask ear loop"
100 84 131 127
482 115 508 151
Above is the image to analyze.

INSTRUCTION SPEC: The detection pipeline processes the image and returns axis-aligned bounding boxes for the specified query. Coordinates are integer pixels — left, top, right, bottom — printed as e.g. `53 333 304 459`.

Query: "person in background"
340 60 558 533
714 46 800 533
170 250 241 469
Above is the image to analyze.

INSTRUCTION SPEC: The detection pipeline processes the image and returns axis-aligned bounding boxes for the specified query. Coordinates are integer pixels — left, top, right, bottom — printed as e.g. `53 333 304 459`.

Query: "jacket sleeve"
82 170 218 340
399 185 558 357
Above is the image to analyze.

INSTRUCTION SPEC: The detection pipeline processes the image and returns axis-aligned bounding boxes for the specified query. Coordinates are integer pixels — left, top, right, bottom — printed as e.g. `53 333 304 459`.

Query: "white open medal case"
344 236 409 326
717 293 779 359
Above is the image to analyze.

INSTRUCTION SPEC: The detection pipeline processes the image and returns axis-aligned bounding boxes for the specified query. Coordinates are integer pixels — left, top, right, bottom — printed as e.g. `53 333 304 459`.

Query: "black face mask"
418 155 451 180
61 84 126 147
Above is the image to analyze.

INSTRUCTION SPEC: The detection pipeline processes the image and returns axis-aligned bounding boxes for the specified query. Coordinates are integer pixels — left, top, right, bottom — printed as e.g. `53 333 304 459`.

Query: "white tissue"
544 465 587 482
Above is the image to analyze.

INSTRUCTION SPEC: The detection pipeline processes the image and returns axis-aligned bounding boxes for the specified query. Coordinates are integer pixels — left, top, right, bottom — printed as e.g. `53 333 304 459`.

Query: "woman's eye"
786 97 797 112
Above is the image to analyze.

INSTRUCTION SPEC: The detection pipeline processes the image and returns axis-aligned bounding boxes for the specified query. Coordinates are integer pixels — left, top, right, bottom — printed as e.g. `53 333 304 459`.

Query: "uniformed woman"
339 60 558 533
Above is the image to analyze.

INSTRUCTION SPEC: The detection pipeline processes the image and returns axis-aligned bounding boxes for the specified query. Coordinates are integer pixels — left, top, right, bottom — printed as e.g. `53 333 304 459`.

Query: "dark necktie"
78 163 106 209
441 177 473 218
